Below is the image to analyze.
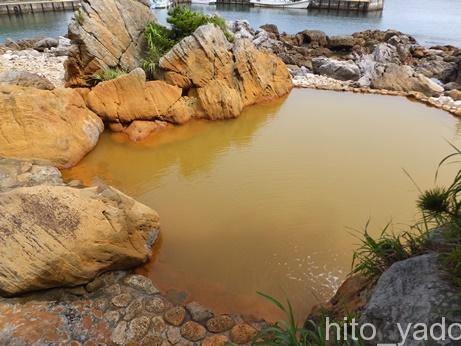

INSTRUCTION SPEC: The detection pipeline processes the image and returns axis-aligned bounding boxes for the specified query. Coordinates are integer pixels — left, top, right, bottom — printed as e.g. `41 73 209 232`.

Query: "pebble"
180 321 207 342
124 298 143 321
166 325 182 344
127 316 151 341
230 323 258 344
151 316 167 334
202 335 230 346
111 293 133 308
185 301 213 322
124 274 159 295
145 296 170 314
206 315 235 333
164 306 186 326
0 49 66 87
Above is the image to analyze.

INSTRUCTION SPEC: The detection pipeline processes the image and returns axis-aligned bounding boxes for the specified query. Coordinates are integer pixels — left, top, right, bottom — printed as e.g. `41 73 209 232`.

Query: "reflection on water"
63 89 461 321
0 11 74 42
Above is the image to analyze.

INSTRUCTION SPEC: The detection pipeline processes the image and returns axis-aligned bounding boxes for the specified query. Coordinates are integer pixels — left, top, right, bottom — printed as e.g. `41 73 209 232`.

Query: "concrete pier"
309 0 384 11
0 0 80 16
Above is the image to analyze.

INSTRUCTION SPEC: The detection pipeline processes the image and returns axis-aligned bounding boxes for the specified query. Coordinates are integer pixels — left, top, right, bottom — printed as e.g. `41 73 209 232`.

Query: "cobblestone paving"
0 271 266 345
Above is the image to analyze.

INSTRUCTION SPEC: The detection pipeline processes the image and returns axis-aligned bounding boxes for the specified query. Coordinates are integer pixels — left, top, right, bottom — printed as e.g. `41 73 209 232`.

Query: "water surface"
1 0 461 46
63 89 461 321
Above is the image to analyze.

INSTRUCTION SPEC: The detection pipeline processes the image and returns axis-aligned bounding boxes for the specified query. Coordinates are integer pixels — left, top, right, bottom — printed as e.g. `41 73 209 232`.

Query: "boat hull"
191 0 217 4
251 0 310 8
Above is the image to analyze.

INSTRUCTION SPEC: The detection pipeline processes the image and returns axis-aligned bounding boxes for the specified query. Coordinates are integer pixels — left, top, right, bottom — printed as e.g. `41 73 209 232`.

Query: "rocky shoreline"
0 0 461 344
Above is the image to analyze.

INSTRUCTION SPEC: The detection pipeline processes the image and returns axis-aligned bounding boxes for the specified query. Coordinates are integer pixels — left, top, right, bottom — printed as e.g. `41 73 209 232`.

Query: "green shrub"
143 22 176 76
167 6 233 41
142 6 233 77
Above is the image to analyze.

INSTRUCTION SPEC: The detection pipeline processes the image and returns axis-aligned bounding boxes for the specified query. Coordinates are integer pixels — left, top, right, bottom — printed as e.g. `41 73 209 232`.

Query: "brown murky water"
63 89 461 321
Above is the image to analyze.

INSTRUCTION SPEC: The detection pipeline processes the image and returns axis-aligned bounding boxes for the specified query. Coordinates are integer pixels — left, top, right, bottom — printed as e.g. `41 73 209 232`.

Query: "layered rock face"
0 160 160 296
159 24 293 120
0 85 103 168
65 0 155 87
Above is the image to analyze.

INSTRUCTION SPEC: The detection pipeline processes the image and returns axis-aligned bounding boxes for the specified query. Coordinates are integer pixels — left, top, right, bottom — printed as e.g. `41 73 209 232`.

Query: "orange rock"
0 185 160 296
159 25 292 121
123 120 171 142
0 85 103 168
86 69 182 123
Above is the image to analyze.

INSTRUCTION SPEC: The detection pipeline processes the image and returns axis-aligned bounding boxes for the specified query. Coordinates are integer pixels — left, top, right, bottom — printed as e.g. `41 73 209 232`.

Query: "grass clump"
351 145 461 281
74 9 84 25
92 69 126 83
351 222 426 279
253 292 363 346
142 6 233 77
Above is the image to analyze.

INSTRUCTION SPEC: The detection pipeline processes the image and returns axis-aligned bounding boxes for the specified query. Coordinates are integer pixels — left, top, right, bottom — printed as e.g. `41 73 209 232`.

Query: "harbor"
0 0 80 15
0 0 383 14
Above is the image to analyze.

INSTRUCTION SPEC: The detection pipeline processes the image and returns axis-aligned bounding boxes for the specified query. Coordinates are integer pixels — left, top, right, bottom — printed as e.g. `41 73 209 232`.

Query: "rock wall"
65 0 155 87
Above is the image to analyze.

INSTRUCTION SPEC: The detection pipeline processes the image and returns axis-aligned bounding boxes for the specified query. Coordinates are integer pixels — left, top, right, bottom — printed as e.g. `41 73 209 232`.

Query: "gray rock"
312 57 360 81
444 82 461 91
370 63 444 96
123 274 159 295
252 30 284 54
387 34 413 62
260 24 279 37
361 254 461 345
298 30 328 47
328 35 356 51
0 159 62 192
372 43 401 64
0 70 55 90
416 58 458 83
186 301 213 322
33 37 58 52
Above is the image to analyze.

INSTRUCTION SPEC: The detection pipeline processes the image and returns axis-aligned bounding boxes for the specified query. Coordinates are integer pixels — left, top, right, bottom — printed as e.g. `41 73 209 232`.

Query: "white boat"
191 0 217 4
250 0 310 8
153 0 173 8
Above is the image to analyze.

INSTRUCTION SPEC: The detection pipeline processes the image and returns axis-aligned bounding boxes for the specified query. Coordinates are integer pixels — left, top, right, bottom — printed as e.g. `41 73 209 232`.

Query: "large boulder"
328 35 356 51
0 70 55 90
86 68 182 123
159 24 292 120
360 254 461 345
0 85 103 168
370 63 444 96
416 58 458 83
65 0 155 87
33 37 59 52
297 30 328 47
0 183 160 296
312 57 360 81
